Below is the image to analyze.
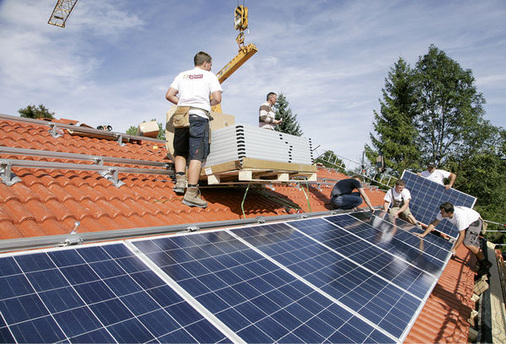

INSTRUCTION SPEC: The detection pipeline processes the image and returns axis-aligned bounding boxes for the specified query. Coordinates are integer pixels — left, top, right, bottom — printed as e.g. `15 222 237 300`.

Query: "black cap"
428 161 436 167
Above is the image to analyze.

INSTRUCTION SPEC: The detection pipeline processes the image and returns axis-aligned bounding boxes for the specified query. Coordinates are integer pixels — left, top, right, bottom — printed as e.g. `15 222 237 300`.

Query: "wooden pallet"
201 158 317 185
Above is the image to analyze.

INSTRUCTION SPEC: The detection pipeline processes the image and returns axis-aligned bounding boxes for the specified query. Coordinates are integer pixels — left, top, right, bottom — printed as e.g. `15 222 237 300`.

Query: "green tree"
415 45 487 165
367 58 421 173
18 104 55 119
447 128 506 245
274 93 303 136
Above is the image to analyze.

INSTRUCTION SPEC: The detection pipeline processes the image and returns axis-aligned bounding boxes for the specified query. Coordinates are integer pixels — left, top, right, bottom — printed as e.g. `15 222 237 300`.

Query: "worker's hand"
451 249 456 257
445 184 451 190
369 206 375 213
417 172 421 177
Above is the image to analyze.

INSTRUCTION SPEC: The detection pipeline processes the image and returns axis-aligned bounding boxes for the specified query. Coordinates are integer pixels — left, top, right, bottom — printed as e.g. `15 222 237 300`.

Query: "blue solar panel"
0 244 230 343
132 231 393 343
0 211 452 343
401 170 477 239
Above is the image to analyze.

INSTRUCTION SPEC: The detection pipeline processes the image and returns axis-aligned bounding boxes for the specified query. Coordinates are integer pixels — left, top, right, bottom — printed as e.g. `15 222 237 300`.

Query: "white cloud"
1 0 505 162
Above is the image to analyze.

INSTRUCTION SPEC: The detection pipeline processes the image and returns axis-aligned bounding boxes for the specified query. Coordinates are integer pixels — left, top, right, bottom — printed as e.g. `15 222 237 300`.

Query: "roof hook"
60 221 83 246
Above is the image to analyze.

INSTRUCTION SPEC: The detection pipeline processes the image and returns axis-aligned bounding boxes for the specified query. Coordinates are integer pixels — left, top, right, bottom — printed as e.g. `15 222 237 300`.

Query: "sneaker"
173 174 186 195
182 186 207 208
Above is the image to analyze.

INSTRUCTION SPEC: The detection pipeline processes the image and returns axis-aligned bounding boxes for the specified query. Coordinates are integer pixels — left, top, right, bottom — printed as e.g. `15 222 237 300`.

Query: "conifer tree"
367 58 421 173
274 93 303 137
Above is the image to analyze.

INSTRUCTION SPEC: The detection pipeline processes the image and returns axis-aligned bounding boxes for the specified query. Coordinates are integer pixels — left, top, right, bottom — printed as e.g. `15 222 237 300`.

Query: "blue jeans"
331 192 362 209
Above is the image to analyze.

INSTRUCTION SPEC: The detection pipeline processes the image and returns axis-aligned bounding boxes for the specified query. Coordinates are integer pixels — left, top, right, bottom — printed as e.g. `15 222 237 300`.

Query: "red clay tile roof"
0 114 476 343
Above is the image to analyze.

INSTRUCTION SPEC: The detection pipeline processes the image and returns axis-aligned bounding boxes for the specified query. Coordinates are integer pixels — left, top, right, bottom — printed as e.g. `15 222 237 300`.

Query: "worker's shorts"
462 218 483 247
173 115 209 162
388 206 413 220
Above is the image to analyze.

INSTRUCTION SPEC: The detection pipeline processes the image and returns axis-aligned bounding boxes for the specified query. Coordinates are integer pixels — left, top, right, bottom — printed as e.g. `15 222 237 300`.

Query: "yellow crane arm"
215 43 258 84
211 43 258 113
48 0 80 28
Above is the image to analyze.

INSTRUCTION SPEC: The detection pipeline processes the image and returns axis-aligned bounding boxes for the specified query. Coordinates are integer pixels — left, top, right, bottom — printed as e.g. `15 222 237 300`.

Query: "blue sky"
0 0 505 164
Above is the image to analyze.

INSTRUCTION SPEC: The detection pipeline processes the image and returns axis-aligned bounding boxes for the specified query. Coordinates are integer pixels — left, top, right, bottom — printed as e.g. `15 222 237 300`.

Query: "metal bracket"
256 216 266 224
187 226 199 232
0 160 22 186
93 157 104 166
99 168 125 188
116 134 125 146
48 124 64 138
60 221 83 246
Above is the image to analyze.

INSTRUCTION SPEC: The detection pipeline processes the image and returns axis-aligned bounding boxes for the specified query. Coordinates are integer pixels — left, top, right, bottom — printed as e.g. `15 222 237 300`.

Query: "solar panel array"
401 170 477 239
0 211 452 343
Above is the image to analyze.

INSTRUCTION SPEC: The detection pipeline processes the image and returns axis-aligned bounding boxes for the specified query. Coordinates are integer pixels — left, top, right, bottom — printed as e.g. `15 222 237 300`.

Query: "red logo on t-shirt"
188 74 203 79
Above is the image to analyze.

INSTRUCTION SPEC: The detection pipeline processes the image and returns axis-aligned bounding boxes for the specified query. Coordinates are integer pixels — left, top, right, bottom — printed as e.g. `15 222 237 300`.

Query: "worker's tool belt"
173 106 213 128
172 106 191 128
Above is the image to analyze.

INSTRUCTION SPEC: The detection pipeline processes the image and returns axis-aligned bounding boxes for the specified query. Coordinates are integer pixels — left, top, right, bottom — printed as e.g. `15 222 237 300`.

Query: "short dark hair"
194 51 212 66
395 179 405 187
266 92 277 101
440 202 454 214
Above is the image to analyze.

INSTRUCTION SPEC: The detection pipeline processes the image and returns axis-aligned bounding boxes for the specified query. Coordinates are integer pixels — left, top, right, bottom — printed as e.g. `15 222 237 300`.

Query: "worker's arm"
358 187 375 212
382 201 390 212
165 87 179 105
396 198 410 216
415 218 440 237
210 90 222 107
452 230 465 255
445 172 457 190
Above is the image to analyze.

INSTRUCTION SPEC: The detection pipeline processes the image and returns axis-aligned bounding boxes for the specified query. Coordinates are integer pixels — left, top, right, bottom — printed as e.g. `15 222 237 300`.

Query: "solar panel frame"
0 210 453 343
401 170 477 239
131 230 394 343
0 243 232 344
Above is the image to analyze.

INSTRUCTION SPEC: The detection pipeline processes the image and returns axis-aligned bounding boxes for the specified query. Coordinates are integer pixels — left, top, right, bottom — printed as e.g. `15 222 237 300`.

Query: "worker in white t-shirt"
166 51 223 208
415 202 491 277
382 179 420 227
418 161 456 190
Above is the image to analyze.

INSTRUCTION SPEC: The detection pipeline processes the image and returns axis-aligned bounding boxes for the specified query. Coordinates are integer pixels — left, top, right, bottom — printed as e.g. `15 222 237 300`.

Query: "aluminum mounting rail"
0 210 350 253
0 113 166 145
0 158 174 187
0 146 171 168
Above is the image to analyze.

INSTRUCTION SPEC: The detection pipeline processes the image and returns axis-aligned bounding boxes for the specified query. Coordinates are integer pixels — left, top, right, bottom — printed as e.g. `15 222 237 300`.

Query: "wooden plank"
241 157 317 173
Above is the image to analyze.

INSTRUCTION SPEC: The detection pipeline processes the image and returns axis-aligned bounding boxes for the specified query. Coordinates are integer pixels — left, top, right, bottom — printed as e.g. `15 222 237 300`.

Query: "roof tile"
0 115 479 343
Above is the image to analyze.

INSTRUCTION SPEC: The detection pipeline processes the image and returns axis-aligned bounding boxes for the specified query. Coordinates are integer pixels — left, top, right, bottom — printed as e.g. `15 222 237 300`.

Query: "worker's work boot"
182 186 207 208
173 174 186 195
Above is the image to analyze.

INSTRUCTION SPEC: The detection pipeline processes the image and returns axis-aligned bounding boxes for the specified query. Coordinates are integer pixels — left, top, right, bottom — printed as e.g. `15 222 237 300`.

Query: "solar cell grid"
0 210 452 343
231 219 427 340
401 170 477 238
0 244 230 344
132 230 393 343
363 211 453 264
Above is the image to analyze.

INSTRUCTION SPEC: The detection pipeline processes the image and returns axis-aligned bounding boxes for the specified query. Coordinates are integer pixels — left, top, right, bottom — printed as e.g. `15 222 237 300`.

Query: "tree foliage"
369 45 493 172
415 45 487 165
369 45 505 247
367 58 421 173
18 104 55 119
274 93 303 137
